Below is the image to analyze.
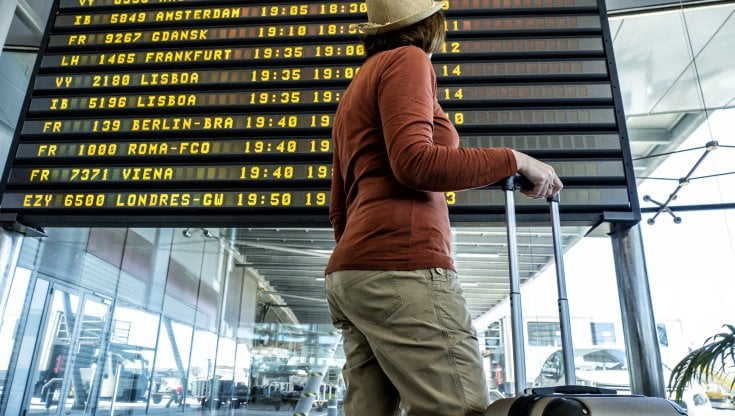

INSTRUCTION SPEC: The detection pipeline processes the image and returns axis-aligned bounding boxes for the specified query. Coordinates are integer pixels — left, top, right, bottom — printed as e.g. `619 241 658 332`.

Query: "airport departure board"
0 0 639 227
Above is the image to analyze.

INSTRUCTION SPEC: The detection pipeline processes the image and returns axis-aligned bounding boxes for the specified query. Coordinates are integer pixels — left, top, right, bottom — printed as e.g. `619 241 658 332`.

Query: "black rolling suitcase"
485 176 686 416
487 386 686 415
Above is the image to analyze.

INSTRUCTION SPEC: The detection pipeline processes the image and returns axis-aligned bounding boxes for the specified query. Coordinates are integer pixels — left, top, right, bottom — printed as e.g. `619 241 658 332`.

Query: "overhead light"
181 227 218 238
455 253 500 259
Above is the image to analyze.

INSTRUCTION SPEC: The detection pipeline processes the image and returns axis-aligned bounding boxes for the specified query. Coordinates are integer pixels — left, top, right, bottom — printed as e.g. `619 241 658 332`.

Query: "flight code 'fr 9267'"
51 17 598 47
50 24 362 48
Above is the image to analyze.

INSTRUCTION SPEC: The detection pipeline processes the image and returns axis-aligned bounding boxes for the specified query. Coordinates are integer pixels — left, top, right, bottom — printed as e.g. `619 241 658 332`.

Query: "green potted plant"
669 324 735 403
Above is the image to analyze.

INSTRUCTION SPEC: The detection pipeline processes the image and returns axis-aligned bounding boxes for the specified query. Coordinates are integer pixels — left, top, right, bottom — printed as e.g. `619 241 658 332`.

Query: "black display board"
0 0 639 227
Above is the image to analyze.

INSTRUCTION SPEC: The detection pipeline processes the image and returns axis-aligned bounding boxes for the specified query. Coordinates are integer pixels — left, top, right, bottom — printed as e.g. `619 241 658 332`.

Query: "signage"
0 0 638 227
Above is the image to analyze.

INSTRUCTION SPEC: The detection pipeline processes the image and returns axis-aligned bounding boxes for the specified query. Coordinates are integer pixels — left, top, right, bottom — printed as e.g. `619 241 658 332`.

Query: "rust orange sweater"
326 46 516 273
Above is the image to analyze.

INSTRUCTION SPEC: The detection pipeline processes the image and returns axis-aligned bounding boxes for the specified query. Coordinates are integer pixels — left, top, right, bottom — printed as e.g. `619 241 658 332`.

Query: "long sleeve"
378 47 516 191
329 145 346 243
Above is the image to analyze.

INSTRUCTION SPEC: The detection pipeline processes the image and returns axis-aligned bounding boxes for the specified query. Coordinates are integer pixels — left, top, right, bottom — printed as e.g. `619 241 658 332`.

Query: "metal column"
610 222 666 398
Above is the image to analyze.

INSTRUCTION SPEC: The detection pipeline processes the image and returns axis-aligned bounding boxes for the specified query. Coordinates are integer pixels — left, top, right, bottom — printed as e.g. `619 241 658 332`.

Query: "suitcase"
487 386 686 416
486 176 685 415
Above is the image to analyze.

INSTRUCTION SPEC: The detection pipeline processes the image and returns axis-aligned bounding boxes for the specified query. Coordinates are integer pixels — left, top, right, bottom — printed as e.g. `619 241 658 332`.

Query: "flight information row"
41 38 604 69
54 4 367 28
58 0 598 14
34 60 608 91
28 84 613 113
48 16 601 49
3 187 629 211
14 135 622 160
8 160 624 185
21 109 618 136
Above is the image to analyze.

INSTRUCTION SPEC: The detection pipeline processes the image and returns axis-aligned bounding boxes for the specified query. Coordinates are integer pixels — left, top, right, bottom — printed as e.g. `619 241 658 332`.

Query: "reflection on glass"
26 289 110 412
247 324 344 413
188 329 218 408
94 305 160 413
148 317 193 410
0 269 31 407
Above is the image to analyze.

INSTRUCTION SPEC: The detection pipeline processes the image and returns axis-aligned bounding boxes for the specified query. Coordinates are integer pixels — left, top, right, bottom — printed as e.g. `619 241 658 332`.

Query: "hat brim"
357 0 447 35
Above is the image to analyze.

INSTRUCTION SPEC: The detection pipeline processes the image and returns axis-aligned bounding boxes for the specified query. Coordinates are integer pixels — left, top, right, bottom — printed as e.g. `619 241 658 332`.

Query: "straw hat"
356 0 447 35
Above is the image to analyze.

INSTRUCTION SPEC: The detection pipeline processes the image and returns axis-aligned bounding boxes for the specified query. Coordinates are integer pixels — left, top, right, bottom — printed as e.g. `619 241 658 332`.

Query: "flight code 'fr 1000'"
17 139 333 158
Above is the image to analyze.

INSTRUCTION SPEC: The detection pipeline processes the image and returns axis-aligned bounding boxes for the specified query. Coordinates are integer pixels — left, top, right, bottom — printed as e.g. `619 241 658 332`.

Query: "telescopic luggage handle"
501 176 575 394
501 176 527 395
548 191 576 385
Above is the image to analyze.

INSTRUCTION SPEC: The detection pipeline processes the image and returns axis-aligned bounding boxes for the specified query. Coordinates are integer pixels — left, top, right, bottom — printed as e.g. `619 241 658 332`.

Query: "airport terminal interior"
0 0 733 414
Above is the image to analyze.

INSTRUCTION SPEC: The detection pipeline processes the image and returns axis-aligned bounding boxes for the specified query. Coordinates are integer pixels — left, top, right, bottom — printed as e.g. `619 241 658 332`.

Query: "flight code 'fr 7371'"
11 164 333 184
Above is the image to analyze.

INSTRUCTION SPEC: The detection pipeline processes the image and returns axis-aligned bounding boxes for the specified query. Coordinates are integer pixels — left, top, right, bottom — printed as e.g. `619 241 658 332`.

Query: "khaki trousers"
326 268 489 416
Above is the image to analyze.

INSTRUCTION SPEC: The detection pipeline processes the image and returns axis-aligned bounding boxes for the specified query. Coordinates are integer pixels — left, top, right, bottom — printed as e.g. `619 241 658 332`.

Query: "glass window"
0 268 31 407
527 322 561 347
657 323 669 347
148 317 193 410
485 322 502 347
590 322 617 345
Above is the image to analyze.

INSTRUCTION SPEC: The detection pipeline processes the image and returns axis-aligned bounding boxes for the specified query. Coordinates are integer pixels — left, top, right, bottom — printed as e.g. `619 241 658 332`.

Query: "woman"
325 1 563 414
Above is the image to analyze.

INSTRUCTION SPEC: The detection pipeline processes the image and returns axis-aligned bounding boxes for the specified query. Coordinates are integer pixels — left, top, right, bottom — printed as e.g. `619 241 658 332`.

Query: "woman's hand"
511 150 563 199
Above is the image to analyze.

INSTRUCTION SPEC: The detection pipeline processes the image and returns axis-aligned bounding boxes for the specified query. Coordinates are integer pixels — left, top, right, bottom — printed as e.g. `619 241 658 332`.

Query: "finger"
551 177 563 193
545 183 555 198
536 184 549 199
520 186 542 199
